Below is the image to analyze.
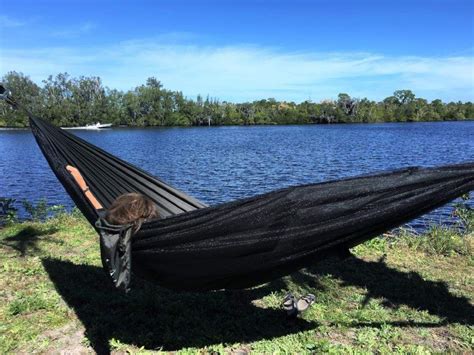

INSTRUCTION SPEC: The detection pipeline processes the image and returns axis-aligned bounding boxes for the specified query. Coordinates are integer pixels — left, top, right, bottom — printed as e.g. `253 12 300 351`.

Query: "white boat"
62 122 113 130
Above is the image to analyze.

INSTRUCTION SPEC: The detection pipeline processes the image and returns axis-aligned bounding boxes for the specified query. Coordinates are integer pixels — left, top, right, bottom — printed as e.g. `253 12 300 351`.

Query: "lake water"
1 122 473 229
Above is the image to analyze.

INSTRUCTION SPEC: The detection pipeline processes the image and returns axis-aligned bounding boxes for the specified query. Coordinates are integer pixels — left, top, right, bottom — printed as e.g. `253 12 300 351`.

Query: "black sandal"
281 292 297 317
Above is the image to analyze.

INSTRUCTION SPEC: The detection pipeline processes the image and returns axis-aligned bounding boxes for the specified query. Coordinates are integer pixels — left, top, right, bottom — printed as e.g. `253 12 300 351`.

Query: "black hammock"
28 116 474 291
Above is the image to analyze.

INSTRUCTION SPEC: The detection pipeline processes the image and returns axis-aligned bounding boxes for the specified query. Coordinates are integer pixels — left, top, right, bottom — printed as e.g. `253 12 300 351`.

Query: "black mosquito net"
29 116 474 291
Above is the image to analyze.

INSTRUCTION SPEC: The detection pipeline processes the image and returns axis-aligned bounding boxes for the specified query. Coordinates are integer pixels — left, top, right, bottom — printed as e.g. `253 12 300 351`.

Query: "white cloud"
51 22 96 38
0 15 25 28
1 39 473 102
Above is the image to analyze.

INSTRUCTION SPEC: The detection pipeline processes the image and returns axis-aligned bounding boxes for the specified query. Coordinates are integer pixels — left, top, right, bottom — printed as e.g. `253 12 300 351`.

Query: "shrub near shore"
0 205 473 353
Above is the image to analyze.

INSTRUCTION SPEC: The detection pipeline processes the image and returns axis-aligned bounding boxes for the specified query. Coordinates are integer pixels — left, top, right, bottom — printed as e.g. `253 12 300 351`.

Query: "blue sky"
1 0 473 102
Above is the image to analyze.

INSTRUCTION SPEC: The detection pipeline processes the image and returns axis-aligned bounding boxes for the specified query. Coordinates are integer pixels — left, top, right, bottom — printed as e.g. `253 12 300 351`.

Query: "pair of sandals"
282 292 316 317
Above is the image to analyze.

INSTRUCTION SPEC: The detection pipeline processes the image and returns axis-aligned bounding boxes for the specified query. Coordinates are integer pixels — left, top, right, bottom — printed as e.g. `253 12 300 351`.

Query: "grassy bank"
1 211 473 353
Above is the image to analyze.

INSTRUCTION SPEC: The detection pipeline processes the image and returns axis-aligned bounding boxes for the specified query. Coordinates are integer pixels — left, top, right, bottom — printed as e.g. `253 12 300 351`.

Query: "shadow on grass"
42 258 317 354
42 254 473 354
1 225 59 256
302 255 474 326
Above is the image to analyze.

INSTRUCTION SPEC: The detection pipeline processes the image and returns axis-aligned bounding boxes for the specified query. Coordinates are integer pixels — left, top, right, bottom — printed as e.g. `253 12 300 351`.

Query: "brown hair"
105 193 159 232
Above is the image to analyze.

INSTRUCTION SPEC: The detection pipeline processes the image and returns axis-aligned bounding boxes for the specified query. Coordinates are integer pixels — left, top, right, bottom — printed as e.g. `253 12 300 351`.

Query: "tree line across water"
1 71 473 127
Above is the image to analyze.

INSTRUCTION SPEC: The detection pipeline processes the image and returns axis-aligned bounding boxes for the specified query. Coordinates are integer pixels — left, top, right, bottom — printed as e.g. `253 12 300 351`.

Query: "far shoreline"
1 118 473 130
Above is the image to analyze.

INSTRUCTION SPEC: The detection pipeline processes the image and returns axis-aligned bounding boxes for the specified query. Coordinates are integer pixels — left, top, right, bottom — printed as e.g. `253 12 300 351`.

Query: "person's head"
105 193 159 232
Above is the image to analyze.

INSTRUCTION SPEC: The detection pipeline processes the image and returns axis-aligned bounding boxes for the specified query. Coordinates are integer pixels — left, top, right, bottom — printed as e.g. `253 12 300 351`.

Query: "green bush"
397 203 473 257
454 199 473 235
0 198 18 225
21 198 67 222
22 199 49 221
422 226 470 256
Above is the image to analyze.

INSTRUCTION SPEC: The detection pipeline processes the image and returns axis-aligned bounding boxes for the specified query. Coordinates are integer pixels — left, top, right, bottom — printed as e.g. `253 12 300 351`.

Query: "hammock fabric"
29 116 474 291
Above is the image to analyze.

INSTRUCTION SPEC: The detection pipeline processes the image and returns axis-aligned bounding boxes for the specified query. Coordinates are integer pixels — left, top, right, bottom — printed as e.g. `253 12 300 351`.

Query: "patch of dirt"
230 345 251 355
32 322 91 353
316 330 357 346
401 327 453 352
251 299 267 308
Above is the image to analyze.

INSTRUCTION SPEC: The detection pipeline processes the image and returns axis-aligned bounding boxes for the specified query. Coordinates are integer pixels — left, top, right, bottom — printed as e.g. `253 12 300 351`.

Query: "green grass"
1 210 473 353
